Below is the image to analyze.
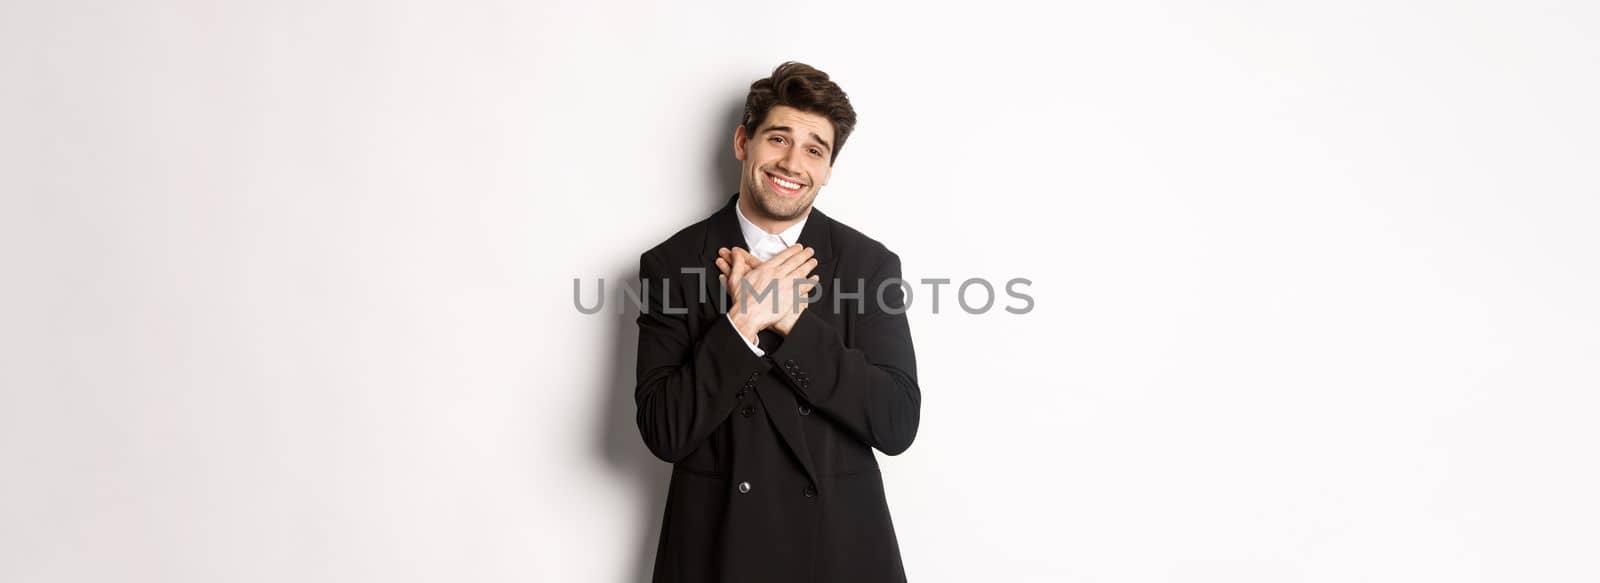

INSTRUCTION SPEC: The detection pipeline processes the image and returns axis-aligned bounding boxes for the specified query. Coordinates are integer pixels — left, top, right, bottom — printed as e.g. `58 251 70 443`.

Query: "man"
633 62 922 582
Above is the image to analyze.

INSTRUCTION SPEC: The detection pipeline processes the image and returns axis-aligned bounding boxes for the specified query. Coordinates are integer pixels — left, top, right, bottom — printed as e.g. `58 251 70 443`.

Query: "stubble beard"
745 171 814 222
754 191 810 221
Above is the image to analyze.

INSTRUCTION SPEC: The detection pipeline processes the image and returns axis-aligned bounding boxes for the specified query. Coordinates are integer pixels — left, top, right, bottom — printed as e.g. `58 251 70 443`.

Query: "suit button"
737 481 751 494
798 404 812 416
741 406 756 417
803 485 817 499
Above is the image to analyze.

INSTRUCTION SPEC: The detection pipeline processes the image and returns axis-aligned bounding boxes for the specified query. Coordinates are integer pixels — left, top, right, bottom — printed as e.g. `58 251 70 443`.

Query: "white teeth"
768 173 801 190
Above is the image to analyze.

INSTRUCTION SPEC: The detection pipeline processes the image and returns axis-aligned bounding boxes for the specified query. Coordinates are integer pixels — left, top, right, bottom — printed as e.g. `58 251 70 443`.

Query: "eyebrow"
760 125 832 153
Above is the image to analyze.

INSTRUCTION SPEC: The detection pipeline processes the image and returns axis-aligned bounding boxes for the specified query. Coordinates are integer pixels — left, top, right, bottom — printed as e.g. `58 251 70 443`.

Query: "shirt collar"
734 199 808 249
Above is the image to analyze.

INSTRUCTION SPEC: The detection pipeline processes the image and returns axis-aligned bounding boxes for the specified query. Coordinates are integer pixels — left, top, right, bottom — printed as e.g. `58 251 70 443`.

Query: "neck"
737 191 808 235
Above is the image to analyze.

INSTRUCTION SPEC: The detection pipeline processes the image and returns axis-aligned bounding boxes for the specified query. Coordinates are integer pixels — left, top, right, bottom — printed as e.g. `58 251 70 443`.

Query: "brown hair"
742 62 857 165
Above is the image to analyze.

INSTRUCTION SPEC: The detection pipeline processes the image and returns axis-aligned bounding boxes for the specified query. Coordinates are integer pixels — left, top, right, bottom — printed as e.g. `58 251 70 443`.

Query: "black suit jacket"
635 194 922 582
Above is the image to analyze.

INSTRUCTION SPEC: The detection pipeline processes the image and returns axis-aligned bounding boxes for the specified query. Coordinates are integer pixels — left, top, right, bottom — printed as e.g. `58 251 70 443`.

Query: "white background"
3 1 1598 581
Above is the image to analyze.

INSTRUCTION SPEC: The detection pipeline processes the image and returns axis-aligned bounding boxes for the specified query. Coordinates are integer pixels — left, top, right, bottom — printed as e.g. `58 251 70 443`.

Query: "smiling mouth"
764 171 806 196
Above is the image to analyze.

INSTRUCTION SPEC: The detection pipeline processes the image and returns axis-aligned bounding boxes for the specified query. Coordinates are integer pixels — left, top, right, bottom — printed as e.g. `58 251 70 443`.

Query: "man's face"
734 105 835 222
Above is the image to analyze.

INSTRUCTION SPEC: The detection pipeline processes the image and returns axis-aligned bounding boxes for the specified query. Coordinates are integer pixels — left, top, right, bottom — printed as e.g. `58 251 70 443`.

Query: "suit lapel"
795 209 837 326
700 194 746 311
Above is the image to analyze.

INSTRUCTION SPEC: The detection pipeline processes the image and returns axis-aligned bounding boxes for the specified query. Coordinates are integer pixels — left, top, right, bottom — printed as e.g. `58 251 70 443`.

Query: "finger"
729 246 752 265
731 247 761 275
729 250 750 283
715 257 731 275
766 243 806 268
790 257 819 279
800 276 820 309
772 245 815 276
802 274 821 294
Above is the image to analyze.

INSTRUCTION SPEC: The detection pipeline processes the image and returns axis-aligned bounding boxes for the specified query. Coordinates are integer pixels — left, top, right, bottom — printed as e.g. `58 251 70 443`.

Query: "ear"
733 125 748 162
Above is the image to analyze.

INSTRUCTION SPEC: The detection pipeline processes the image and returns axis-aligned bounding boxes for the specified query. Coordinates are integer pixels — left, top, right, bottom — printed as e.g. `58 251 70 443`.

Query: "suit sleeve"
767 252 922 455
634 250 772 463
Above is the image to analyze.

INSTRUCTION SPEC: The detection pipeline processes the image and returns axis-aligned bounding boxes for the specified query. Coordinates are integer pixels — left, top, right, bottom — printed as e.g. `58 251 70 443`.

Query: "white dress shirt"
727 202 809 356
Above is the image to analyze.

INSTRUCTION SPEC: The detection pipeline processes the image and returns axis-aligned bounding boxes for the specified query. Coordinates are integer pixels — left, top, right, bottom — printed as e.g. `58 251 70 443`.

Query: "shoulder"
819 211 901 272
639 214 712 269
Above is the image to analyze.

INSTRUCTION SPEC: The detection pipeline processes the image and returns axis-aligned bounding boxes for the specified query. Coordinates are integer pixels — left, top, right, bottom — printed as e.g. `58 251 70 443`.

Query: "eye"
769 136 785 145
808 148 822 157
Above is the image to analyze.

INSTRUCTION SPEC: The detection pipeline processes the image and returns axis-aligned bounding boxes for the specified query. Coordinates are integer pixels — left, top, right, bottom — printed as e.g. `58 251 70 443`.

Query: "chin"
764 190 800 205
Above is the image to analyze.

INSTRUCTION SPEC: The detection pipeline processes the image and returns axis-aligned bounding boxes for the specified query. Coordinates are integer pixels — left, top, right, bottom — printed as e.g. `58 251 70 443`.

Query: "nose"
778 148 804 175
